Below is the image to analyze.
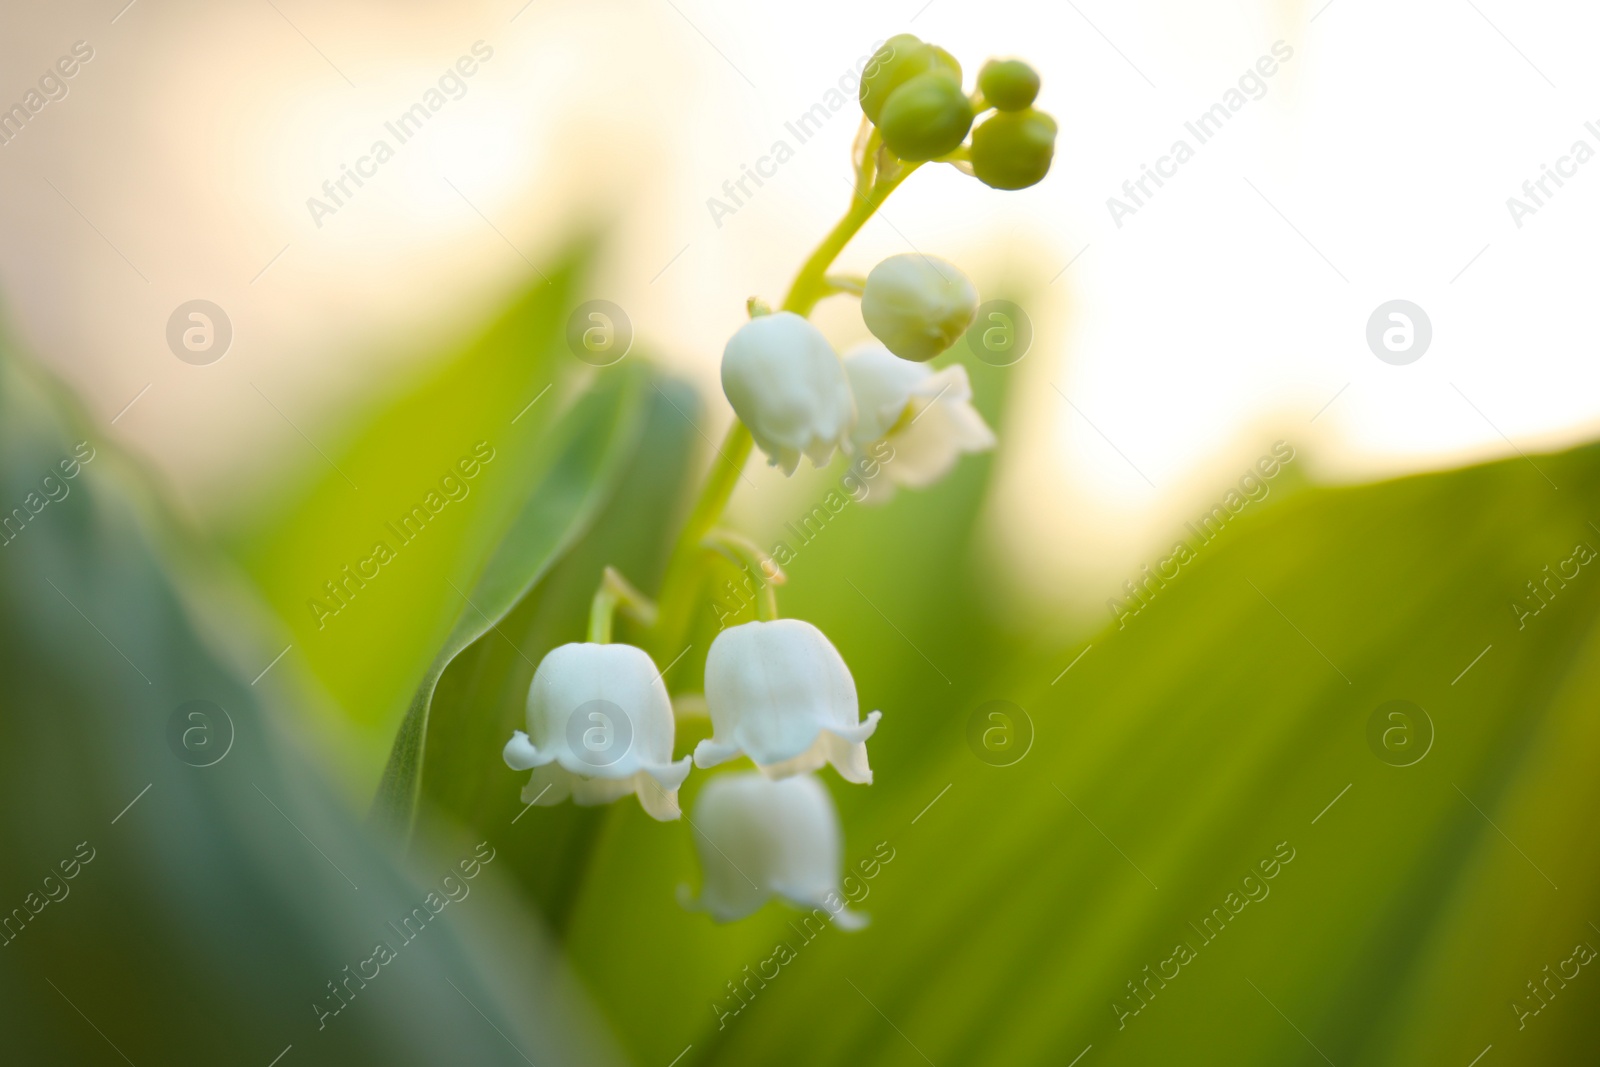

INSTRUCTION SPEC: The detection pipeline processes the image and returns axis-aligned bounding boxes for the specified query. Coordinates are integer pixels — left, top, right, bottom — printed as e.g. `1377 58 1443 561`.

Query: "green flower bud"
861 253 978 362
859 34 961 124
930 46 962 84
978 58 1039 111
877 72 974 162
970 108 1056 190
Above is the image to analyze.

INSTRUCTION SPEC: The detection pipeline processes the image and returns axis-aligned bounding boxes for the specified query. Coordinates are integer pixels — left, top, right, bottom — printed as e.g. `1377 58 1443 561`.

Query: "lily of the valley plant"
505 33 1055 926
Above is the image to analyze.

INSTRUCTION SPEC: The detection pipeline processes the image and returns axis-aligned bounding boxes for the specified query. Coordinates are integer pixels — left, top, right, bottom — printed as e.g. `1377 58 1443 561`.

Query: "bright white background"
0 0 1593 614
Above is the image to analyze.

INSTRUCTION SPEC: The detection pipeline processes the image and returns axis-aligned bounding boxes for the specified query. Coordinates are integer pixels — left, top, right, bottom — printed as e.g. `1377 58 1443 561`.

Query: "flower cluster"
505 32 1050 930
861 34 1056 191
719 291 994 479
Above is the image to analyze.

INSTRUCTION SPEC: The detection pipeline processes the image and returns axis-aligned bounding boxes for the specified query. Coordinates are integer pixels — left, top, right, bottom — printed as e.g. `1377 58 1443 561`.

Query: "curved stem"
822 273 867 298
647 423 752 659
852 118 881 199
754 581 778 621
647 159 919 664
704 527 784 621
589 566 657 644
588 585 616 644
780 162 920 317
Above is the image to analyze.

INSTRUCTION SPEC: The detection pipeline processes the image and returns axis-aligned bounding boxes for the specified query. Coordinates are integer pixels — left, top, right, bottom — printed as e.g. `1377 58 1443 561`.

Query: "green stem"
781 161 920 316
588 586 616 644
646 159 919 663
704 528 784 621
588 566 657 644
822 273 867 298
647 423 752 659
853 119 881 200
754 580 778 621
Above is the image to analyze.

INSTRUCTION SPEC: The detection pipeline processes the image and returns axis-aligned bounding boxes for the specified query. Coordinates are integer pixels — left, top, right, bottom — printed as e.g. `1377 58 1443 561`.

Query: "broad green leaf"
229 249 598 781
544 380 1600 1066
546 350 1012 1066
415 374 703 931
372 362 656 837
0 337 621 1066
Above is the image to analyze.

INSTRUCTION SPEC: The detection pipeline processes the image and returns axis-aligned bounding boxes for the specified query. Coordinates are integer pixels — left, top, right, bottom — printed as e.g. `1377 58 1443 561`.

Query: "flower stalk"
781 160 920 318
510 31 1050 926
588 566 657 644
644 159 918 662
703 528 784 622
614 34 1051 682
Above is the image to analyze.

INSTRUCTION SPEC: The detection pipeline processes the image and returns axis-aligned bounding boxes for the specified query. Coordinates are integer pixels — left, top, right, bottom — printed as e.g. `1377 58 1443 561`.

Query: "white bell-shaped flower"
845 343 996 504
721 311 856 475
694 619 881 783
681 772 867 929
860 253 978 362
502 642 692 821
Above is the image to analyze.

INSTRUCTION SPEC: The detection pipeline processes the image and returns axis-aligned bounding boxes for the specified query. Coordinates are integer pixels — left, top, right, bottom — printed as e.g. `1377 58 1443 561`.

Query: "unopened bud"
970 108 1056 190
978 58 1040 111
859 34 961 124
861 253 978 362
877 71 974 162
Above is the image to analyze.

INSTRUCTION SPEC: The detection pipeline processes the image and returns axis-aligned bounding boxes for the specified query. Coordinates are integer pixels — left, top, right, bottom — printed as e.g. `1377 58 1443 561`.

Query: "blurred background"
3 1 1599 1064
7 0 1600 611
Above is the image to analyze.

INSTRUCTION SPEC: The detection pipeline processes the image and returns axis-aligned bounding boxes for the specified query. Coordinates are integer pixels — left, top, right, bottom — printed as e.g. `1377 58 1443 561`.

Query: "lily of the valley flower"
721 311 856 475
694 619 881 783
681 772 867 928
845 343 995 502
860 253 978 362
503 642 692 821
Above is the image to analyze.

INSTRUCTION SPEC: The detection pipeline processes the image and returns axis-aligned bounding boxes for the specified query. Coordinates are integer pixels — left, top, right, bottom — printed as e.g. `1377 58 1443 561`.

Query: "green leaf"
0 336 622 1065
371 363 656 838
228 250 598 781
548 420 1600 1066
415 374 704 931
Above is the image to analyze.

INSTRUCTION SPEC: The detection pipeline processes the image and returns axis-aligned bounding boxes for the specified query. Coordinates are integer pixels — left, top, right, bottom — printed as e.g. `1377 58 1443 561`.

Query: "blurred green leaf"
373 362 656 837
540 398 1600 1065
414 370 703 932
229 250 597 781
212 253 1600 1067
0 336 622 1066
